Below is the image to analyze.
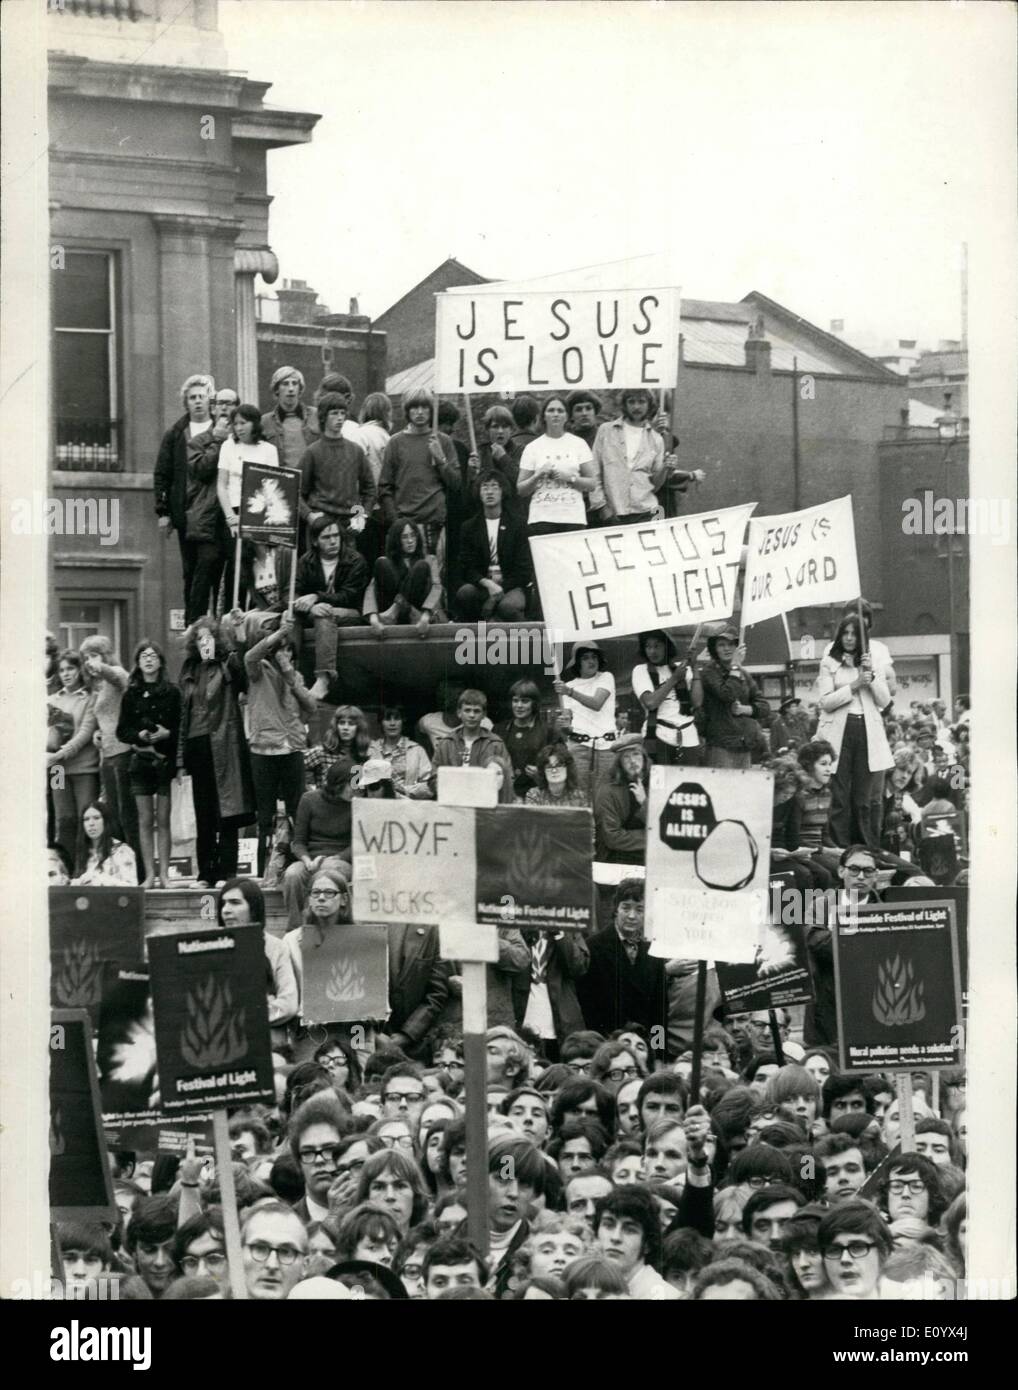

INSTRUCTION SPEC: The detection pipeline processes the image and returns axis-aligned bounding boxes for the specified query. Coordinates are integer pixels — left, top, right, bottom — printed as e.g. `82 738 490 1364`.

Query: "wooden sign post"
212 1108 248 1300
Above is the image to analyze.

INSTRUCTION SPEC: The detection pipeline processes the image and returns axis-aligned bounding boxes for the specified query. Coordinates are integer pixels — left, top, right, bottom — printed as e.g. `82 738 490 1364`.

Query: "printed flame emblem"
245 477 292 526
53 939 103 1008
50 1107 66 1156
180 975 247 1069
872 956 926 1027
325 957 366 1004
504 824 559 899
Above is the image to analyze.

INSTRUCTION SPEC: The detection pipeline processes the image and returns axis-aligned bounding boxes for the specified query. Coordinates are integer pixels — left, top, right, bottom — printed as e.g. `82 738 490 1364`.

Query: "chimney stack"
276 280 319 325
745 315 772 374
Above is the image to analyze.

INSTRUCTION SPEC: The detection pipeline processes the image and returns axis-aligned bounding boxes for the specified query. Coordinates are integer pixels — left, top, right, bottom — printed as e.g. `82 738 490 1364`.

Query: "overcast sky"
219 0 1011 350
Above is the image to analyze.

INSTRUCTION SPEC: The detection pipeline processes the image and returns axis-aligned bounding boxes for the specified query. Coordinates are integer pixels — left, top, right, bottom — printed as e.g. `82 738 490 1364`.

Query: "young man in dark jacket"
286 514 368 701
699 627 768 769
153 373 227 615
453 470 531 621
577 877 667 1044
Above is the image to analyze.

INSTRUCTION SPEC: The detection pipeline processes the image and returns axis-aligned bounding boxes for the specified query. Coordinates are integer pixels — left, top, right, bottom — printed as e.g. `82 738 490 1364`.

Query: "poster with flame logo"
300 920 390 1026
831 900 963 1075
148 929 275 1112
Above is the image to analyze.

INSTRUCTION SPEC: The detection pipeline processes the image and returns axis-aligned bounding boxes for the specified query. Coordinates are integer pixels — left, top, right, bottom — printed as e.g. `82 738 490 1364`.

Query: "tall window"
53 251 120 470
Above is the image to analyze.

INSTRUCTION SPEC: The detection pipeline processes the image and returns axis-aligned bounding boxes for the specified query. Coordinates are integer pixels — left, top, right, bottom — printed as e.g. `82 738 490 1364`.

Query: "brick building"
255 279 387 412
375 257 491 378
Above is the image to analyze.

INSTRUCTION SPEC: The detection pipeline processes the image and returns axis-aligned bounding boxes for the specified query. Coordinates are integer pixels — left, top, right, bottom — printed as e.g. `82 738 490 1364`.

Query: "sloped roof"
374 257 491 325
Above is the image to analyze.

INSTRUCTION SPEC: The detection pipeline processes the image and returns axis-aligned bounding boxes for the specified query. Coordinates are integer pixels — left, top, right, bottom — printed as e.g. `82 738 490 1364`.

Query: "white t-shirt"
632 662 698 748
188 418 212 438
485 516 501 566
564 671 616 746
518 432 592 527
218 438 281 509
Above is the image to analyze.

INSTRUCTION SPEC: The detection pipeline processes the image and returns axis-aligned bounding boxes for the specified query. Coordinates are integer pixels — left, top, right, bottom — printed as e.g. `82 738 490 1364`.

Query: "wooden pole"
287 542 298 617
688 960 708 1105
857 597 869 656
895 1072 916 1154
463 391 478 457
931 1070 941 1117
212 1108 248 1299
767 1008 786 1065
461 958 490 1258
232 533 243 612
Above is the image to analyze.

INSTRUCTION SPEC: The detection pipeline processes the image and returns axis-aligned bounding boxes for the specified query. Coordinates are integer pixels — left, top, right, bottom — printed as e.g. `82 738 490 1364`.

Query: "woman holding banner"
815 614 893 849
217 404 280 609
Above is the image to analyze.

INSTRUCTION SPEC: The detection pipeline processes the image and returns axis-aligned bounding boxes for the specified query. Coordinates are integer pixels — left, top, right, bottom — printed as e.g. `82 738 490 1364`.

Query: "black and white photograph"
0 0 1015 1360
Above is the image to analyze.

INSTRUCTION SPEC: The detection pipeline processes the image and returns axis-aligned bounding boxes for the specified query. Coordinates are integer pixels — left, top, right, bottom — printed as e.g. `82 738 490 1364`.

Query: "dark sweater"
378 430 460 528
299 436 376 522
292 790 352 859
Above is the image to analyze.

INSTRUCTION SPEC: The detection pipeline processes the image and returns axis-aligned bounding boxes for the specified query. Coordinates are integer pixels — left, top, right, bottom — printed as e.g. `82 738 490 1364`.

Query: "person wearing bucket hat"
357 757 396 798
631 630 704 766
325 1259 410 1300
700 627 767 769
553 641 617 797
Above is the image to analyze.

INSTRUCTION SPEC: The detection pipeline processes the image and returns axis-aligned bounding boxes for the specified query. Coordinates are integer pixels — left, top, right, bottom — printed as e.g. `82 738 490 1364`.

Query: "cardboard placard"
238 461 300 547
300 920 390 1025
97 967 161 1126
475 806 594 932
741 495 861 627
646 766 774 964
353 800 477 926
148 929 276 1113
832 900 963 1074
50 886 146 1025
715 870 816 1010
49 1010 117 1223
434 285 679 394
530 505 753 644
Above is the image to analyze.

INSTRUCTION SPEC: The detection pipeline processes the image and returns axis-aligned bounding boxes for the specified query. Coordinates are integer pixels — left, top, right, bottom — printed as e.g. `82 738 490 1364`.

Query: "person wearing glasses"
577 878 668 1046
372 1119 417 1153
805 844 884 1046
816 1200 894 1300
173 1212 228 1293
878 1153 948 1228
241 1203 309 1301
288 1093 350 1225
559 1031 606 1079
377 1063 429 1134
312 1038 362 1096
589 1040 645 1095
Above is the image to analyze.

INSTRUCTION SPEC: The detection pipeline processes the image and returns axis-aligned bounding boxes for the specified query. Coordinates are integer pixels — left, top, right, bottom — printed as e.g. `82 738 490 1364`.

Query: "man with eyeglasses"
806 845 884 1045
817 1199 893 1300
288 1093 349 1224
578 879 668 1047
214 387 239 423
379 1062 428 1132
241 1203 309 1301
560 1030 605 1079
173 1211 229 1291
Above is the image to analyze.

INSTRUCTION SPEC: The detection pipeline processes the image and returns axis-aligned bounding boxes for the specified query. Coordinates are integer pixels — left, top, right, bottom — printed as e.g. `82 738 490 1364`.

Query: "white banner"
740 495 861 627
434 286 679 394
530 504 754 643
645 766 774 964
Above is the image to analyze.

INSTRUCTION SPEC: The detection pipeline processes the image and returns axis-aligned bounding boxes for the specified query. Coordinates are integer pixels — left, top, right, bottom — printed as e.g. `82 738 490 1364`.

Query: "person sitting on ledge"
454 470 530 623
364 518 442 639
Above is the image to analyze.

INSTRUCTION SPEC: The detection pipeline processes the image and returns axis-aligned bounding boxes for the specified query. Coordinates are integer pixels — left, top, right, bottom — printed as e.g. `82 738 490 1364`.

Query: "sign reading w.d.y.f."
434 287 679 394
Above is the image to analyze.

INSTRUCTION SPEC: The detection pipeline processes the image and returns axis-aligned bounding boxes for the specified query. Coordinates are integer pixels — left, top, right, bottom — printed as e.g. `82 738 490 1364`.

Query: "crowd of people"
46 371 970 1301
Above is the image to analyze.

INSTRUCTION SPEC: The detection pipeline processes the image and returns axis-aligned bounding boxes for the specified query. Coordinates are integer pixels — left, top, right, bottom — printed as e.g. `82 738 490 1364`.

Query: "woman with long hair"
72 802 138 886
363 519 442 637
523 743 590 808
366 704 433 800
47 649 100 862
216 403 281 609
352 1149 431 1238
218 877 298 1049
496 679 554 801
356 393 394 568
229 609 316 877
178 617 255 887
116 639 181 887
815 613 894 848
517 395 597 541
305 704 372 788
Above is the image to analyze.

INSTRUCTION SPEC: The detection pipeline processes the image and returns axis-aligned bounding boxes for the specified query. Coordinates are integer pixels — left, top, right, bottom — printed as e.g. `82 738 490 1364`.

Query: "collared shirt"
590 417 666 517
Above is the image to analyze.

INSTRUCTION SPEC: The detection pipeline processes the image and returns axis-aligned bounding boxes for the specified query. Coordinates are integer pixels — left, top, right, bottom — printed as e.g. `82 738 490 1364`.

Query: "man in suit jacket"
380 923 450 1062
453 470 531 621
576 877 667 1047
805 843 885 1046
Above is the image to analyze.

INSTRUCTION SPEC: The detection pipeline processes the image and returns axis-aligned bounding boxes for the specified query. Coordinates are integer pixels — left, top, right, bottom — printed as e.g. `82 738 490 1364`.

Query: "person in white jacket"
814 614 893 850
